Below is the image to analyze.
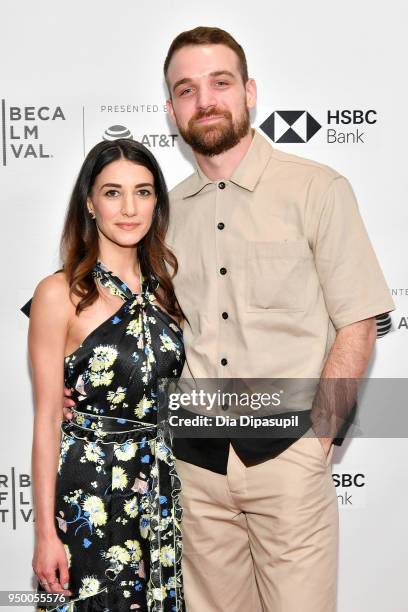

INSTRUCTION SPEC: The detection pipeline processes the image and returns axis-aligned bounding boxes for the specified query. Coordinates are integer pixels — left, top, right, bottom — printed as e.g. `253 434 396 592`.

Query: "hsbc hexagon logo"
260 110 321 143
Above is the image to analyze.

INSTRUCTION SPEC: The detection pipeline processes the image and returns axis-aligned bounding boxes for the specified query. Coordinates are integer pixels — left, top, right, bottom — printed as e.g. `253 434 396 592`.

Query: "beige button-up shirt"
167 130 394 382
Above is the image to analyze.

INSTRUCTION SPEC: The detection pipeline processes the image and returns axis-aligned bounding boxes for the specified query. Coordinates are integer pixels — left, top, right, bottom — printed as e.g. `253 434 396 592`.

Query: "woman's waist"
65 409 158 436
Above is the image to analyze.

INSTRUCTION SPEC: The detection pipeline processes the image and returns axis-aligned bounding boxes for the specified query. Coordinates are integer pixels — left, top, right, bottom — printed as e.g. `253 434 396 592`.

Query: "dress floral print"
37 262 185 612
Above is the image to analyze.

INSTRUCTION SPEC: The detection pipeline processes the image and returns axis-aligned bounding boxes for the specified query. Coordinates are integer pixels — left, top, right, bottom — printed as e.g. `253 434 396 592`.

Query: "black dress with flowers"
37 262 185 612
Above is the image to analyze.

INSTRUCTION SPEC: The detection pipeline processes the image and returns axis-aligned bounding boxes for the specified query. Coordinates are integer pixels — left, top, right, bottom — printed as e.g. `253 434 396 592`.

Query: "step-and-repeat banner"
1 1 407 610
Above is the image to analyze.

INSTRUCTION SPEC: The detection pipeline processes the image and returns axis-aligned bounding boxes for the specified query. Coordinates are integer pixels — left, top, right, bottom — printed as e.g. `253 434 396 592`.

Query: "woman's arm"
29 274 72 594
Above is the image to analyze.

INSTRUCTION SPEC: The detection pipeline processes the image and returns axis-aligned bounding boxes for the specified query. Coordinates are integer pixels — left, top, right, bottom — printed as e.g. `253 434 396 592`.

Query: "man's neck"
194 129 254 181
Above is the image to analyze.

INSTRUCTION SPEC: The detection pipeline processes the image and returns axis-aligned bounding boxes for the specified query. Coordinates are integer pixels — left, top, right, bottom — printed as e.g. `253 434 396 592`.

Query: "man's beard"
177 105 250 157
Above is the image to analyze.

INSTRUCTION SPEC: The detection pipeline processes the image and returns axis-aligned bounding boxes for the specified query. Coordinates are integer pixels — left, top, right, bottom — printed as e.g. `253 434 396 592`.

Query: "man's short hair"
164 26 249 90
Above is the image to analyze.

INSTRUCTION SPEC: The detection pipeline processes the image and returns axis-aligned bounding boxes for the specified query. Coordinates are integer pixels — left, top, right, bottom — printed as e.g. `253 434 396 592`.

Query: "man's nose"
196 85 217 111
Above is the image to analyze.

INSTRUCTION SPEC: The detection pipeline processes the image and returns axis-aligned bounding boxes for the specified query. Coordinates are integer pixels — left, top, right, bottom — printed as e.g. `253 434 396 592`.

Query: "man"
162 27 394 612
65 26 394 611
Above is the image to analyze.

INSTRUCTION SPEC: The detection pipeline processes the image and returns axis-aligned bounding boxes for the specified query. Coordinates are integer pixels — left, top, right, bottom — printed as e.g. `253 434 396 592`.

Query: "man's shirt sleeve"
313 176 395 330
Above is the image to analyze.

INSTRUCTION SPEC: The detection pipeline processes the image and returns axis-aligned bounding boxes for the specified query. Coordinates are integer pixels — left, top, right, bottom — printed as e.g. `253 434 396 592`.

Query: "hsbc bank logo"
260 110 321 143
260 109 378 145
332 472 366 508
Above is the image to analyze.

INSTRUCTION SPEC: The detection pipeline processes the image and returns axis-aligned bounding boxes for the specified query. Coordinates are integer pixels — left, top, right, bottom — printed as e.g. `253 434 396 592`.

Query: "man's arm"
311 317 377 453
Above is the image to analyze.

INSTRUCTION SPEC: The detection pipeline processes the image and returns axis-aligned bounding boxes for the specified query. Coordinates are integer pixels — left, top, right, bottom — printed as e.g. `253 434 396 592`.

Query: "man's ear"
245 78 257 110
166 98 176 124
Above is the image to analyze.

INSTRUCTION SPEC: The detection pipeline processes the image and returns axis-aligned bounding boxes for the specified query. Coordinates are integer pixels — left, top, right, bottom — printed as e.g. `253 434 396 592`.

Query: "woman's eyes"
137 189 152 197
104 189 152 198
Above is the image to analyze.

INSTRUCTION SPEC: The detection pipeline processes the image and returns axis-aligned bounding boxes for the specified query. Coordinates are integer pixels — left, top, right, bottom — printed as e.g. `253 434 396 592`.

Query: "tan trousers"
176 434 338 612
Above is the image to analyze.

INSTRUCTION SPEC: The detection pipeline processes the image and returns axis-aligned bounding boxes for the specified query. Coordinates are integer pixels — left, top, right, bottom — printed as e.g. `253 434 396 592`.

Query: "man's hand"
318 436 333 456
63 387 75 421
312 317 377 449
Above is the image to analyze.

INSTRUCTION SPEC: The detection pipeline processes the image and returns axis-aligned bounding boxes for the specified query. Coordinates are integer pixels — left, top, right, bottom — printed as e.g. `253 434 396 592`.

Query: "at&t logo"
102 125 178 147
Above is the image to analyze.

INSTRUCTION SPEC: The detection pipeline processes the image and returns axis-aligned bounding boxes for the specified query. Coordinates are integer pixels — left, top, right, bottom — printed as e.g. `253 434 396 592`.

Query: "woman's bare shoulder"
31 271 73 314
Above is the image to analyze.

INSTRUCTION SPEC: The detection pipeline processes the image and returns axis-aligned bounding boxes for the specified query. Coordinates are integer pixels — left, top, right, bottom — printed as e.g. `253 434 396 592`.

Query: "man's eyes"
178 81 230 97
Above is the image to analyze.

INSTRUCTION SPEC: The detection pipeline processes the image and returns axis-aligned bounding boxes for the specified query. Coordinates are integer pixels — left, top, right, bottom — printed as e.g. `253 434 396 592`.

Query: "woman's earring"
88 209 96 220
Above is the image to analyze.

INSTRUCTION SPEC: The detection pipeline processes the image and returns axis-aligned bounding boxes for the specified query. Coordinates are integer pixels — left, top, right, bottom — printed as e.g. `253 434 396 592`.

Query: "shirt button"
218 181 226 189
219 267 227 275
222 312 229 319
217 222 225 230
221 358 228 366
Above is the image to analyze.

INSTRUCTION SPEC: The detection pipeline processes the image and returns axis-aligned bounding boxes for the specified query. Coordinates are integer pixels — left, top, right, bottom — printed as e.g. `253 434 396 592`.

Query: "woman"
29 139 185 611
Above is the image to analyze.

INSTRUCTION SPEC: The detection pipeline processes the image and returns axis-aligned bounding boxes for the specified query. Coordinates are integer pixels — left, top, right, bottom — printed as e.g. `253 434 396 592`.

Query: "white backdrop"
1 1 407 610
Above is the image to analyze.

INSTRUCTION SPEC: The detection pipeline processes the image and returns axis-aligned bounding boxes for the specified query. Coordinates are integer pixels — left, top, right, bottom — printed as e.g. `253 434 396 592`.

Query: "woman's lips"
116 223 140 231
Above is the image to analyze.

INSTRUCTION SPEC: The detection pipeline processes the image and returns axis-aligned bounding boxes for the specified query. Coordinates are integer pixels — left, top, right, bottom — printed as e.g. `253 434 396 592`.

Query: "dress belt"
68 408 159 435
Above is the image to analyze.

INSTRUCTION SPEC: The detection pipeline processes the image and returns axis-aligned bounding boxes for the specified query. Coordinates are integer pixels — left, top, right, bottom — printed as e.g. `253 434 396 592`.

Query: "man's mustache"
191 108 232 122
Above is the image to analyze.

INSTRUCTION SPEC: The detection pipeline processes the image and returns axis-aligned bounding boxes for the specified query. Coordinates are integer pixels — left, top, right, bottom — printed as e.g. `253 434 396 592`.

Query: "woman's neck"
97 242 140 291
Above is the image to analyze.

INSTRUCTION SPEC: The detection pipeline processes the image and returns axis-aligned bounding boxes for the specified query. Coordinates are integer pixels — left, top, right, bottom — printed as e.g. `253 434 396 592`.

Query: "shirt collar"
181 165 212 198
182 129 273 199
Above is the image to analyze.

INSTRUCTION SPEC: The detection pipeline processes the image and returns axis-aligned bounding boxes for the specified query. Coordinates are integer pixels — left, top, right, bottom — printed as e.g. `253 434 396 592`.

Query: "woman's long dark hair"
61 138 180 318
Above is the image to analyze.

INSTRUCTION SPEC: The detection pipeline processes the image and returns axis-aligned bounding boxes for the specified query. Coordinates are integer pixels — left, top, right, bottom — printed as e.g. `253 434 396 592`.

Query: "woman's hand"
32 533 72 595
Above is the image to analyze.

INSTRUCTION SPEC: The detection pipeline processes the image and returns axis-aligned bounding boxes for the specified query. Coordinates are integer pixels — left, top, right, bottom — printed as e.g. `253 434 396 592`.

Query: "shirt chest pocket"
246 239 312 312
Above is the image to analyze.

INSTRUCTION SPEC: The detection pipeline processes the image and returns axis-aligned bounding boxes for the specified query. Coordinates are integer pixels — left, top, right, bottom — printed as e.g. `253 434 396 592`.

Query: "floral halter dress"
37 262 185 612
